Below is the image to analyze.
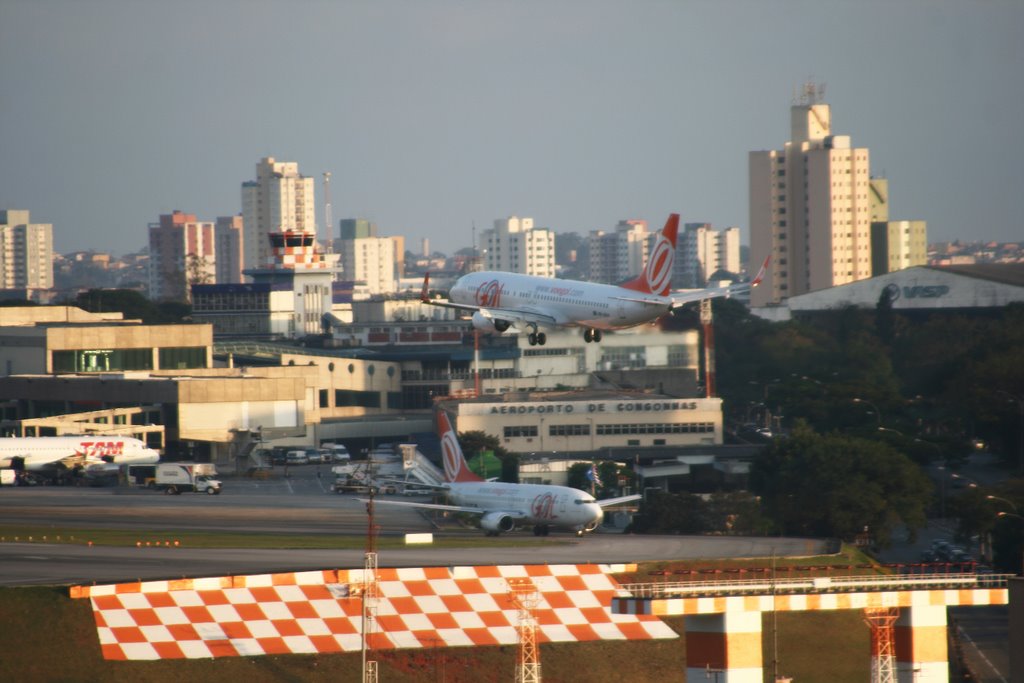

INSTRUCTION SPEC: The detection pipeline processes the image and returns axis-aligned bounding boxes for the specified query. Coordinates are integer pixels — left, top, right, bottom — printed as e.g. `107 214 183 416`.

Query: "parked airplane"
421 213 767 346
0 436 160 474
365 412 640 536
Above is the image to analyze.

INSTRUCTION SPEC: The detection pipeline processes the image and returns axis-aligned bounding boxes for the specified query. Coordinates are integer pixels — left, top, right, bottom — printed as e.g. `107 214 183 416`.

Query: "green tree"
749 422 931 547
457 430 518 483
68 289 190 324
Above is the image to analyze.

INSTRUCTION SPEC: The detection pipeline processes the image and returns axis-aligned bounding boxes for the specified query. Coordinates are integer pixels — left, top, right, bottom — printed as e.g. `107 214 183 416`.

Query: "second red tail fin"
438 411 483 483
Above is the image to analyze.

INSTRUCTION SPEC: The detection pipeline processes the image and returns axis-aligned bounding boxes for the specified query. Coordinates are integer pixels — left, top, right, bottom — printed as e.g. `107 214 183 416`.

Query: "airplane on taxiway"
364 411 640 536
421 213 768 346
0 435 160 475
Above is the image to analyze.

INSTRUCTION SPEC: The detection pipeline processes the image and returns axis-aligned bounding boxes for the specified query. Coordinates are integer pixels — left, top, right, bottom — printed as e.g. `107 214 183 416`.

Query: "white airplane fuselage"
446 480 605 533
450 271 671 332
0 436 160 471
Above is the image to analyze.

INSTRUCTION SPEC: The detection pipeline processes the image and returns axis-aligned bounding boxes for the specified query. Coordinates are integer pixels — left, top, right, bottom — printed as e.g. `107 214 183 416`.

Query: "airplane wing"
358 497 528 518
668 256 769 310
475 306 559 328
596 493 642 508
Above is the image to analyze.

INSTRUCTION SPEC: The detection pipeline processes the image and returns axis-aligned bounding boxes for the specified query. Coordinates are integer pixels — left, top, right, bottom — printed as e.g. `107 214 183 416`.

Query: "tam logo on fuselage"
78 441 126 457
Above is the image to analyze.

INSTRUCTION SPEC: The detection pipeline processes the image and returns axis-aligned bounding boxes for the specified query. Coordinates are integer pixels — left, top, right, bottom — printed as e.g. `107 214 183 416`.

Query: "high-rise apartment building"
241 157 316 275
340 236 397 295
0 209 54 292
148 210 215 302
482 216 556 277
677 223 741 288
749 85 872 305
339 218 376 240
868 178 927 275
588 220 649 284
871 220 928 275
215 215 244 285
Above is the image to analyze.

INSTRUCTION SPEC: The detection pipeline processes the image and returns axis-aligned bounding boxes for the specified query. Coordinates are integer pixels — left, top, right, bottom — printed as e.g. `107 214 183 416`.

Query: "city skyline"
2 1 1022 257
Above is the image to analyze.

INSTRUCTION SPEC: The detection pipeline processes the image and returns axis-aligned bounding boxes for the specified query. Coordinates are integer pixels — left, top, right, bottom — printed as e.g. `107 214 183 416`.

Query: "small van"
321 443 351 463
285 450 309 465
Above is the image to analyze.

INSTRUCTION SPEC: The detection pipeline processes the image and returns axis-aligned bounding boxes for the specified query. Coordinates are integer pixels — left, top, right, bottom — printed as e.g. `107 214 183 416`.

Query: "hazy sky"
2 0 1021 257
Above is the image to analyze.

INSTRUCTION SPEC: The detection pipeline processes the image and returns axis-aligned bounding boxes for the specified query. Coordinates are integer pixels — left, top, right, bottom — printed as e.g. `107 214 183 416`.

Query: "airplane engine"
471 311 511 334
479 511 515 533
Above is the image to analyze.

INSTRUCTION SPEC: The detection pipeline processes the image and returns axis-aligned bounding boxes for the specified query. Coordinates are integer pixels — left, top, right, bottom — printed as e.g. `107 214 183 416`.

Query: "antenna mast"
361 487 379 683
323 171 333 254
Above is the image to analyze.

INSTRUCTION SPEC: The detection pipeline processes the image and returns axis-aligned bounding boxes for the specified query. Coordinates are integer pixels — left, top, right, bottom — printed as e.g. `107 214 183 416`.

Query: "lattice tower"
508 578 541 683
863 607 899 683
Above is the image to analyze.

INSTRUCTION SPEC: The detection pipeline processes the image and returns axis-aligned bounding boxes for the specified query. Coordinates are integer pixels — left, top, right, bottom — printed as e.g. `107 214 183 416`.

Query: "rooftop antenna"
322 172 333 254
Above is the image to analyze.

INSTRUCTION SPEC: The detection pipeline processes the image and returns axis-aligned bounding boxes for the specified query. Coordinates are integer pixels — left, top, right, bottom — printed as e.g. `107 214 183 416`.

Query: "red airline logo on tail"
623 213 678 295
439 412 482 483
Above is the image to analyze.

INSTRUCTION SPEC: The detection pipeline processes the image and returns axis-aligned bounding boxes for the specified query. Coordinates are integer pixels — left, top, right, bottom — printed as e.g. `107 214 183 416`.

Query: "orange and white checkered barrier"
73 564 676 660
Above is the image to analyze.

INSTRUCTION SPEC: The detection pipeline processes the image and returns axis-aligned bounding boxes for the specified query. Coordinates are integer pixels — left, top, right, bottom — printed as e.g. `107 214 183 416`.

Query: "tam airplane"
0 436 160 473
366 412 640 536
422 213 768 346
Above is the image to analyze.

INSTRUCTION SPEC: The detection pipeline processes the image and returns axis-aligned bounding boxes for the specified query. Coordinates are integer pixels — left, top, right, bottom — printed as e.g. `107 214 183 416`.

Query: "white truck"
155 463 222 495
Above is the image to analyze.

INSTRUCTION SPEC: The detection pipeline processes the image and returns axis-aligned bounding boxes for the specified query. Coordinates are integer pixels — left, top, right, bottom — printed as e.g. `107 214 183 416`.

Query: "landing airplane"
421 213 767 346
0 436 160 475
364 412 640 536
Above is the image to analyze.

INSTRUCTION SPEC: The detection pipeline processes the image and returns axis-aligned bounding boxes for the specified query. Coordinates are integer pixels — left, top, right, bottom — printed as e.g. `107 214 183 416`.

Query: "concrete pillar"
684 611 763 682
1010 578 1024 683
894 605 948 682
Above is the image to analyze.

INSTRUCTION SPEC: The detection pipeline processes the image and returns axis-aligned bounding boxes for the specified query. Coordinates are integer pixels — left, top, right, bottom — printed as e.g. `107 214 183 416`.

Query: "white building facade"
0 209 53 291
677 223 741 288
340 236 397 295
483 216 556 277
241 157 316 276
588 220 649 284
750 87 872 305
454 394 723 453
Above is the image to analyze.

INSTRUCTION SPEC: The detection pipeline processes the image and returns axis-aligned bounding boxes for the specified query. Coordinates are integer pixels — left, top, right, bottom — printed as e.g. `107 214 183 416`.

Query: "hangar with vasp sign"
754 264 1024 321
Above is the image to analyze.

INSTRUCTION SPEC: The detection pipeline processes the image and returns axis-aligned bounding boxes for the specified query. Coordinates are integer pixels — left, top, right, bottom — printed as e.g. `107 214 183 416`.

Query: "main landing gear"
526 325 547 346
533 524 550 536
583 328 603 343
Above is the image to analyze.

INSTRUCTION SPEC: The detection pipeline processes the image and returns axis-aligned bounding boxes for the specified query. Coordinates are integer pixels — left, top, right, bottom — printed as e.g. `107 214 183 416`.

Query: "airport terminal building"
449 390 723 455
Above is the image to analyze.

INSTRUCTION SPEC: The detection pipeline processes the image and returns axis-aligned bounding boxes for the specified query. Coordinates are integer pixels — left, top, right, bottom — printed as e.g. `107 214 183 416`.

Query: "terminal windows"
548 424 591 437
503 425 538 438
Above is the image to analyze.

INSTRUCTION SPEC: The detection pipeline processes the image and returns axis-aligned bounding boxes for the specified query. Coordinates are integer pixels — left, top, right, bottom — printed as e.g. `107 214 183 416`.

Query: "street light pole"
997 391 1024 475
852 397 882 428
996 511 1024 575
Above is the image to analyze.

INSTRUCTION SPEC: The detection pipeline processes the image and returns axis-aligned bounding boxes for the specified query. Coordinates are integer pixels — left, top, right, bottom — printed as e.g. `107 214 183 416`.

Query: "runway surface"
0 468 825 586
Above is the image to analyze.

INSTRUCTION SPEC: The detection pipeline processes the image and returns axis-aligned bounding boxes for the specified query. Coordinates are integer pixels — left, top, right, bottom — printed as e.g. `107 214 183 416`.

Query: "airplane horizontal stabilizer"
596 493 642 508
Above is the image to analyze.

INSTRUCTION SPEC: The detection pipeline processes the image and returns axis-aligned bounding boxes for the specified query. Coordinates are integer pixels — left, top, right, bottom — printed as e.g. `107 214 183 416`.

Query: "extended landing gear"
583 328 603 343
532 525 550 537
527 327 547 346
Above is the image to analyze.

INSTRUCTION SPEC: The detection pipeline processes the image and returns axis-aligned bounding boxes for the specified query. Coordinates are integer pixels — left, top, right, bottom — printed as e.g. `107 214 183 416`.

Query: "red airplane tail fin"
621 213 678 296
420 272 431 303
438 411 482 483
